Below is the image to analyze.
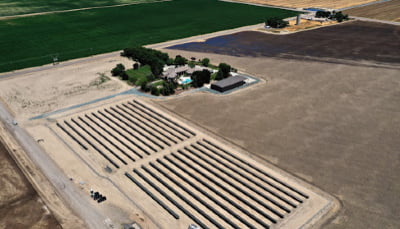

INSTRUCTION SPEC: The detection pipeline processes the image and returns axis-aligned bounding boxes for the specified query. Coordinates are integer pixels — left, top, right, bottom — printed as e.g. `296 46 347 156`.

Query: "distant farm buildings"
211 75 246 92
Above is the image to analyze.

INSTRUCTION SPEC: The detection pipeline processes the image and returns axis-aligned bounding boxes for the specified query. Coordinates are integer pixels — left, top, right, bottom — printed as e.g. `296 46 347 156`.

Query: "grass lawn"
126 65 151 84
0 0 152 17
0 0 297 73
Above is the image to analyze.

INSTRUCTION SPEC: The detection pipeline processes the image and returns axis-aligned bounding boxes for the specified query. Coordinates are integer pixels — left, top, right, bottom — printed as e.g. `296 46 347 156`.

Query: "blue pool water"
182 78 192 84
304 8 322 11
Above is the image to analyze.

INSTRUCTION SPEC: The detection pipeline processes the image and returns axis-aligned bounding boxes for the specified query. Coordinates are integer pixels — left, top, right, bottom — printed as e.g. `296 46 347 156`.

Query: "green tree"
151 86 160 96
217 63 231 79
316 11 331 18
333 11 348 22
174 55 187 66
111 63 125 76
188 61 195 68
191 69 211 88
265 17 288 28
137 77 149 92
201 58 210 67
215 70 224 80
160 81 176 96
150 59 164 76
166 58 174 65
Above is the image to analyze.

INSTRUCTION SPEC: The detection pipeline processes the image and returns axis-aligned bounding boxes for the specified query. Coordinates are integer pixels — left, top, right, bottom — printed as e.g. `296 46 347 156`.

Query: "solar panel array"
55 99 312 229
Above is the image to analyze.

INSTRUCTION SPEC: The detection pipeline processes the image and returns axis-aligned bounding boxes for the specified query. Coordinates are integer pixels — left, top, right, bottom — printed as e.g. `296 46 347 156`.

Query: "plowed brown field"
344 0 400 21
231 0 379 9
0 142 61 229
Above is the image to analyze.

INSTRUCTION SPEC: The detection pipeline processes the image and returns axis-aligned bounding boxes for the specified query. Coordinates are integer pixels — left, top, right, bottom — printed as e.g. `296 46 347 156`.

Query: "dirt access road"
0 101 109 229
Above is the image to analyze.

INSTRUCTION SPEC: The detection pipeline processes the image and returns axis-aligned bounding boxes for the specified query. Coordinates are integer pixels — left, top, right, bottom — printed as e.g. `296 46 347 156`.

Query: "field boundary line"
0 0 171 20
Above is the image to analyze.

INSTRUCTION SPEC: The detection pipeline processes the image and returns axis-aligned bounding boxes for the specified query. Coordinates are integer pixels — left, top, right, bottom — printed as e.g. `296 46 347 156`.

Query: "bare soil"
344 0 400 22
0 142 61 229
0 54 132 120
156 21 400 229
258 18 337 33
169 21 400 66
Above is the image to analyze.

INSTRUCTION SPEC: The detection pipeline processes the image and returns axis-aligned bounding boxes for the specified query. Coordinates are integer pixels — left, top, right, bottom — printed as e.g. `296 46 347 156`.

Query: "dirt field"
23 97 335 229
0 54 132 120
0 141 61 229
155 22 400 228
169 21 400 66
229 0 379 9
344 0 400 21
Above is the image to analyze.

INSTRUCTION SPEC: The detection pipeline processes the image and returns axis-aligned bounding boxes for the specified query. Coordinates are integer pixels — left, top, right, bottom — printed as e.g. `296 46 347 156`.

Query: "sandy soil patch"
0 54 132 120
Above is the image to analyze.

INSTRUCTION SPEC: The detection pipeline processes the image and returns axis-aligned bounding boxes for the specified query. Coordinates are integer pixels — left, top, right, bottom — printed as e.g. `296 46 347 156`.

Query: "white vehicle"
12 120 18 125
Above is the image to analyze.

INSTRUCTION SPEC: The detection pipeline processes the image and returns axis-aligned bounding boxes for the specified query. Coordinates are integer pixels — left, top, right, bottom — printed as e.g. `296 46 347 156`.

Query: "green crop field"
0 0 153 17
0 0 297 73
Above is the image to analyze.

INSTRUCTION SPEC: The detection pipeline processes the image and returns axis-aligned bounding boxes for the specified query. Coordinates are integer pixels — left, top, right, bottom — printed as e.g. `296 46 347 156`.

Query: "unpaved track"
0 101 108 229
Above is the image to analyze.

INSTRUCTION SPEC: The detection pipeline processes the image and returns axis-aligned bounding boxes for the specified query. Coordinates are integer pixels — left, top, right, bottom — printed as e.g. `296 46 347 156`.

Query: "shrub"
201 58 210 67
133 63 139 70
121 71 129 80
265 16 289 28
151 86 160 96
111 63 125 76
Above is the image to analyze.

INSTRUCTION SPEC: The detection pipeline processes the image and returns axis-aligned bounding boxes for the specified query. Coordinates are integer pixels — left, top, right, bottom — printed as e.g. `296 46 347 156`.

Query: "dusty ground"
0 54 132 120
344 0 400 21
156 22 400 228
258 18 337 33
25 97 335 229
169 21 400 66
0 141 61 229
229 0 379 9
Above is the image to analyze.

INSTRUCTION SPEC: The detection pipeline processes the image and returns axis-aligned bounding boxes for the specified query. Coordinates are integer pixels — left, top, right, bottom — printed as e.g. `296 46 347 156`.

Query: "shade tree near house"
215 63 231 80
191 69 211 88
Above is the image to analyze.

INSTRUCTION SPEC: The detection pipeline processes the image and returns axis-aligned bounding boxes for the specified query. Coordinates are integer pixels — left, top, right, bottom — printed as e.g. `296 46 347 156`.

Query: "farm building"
162 65 213 80
211 75 246 92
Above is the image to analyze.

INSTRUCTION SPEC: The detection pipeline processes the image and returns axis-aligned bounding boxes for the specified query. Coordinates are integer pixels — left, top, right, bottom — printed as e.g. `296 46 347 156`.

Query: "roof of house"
212 75 246 88
186 66 212 74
